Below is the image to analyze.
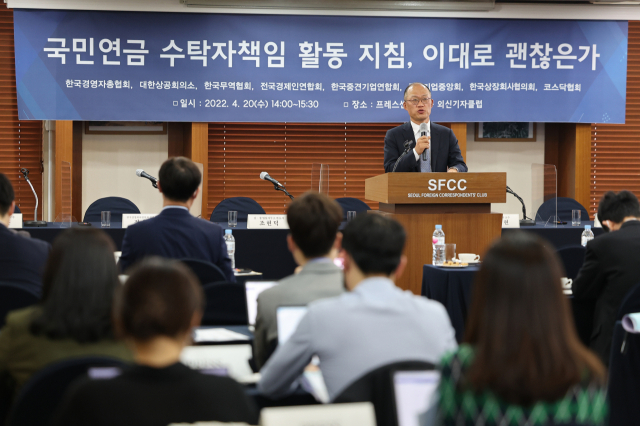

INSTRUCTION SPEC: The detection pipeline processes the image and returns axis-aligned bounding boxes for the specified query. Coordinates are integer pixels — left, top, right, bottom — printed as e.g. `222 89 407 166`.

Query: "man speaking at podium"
383 82 468 173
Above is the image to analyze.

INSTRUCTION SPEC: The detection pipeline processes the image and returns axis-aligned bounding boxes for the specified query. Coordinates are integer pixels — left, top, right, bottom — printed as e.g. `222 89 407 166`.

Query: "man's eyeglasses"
405 97 431 105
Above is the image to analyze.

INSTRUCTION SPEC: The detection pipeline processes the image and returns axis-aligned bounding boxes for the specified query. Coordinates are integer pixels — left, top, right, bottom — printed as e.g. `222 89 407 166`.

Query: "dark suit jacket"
573 220 640 364
119 208 235 282
0 224 50 295
383 122 468 173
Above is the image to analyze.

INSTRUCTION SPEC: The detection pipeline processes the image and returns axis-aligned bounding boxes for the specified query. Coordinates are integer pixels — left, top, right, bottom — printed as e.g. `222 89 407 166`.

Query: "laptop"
245 281 277 325
276 305 308 345
393 370 441 426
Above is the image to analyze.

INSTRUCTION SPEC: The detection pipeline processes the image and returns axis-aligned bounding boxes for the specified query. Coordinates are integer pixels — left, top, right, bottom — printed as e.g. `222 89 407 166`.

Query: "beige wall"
82 132 168 216
466 123 545 217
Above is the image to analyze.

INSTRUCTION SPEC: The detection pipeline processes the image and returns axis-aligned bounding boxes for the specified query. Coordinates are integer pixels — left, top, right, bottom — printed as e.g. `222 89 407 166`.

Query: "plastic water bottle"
581 225 594 247
432 224 445 265
224 229 236 269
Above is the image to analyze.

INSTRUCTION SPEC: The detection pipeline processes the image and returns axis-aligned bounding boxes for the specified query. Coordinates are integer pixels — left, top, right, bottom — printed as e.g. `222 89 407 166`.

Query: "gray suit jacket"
258 278 457 401
253 261 344 369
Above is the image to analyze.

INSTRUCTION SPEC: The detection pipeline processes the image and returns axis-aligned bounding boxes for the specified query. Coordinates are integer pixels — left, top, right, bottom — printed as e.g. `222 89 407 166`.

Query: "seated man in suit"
119 157 234 282
253 191 344 369
258 214 457 401
384 82 467 173
573 190 640 365
0 173 50 295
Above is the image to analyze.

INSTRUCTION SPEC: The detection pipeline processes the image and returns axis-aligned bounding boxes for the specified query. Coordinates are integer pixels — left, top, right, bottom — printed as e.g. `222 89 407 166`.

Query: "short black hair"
158 157 201 202
597 190 640 228
287 192 343 258
114 258 204 342
403 82 432 100
341 214 406 275
30 228 119 343
0 173 15 216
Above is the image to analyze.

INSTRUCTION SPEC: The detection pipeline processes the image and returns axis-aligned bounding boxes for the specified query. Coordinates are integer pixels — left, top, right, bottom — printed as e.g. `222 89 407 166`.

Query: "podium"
365 173 507 294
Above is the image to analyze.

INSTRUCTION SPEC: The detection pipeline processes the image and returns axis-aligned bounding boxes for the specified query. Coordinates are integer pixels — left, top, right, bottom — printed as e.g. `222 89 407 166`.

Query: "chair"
617 283 640 320
13 205 20 214
334 360 435 426
180 258 227 285
535 197 589 223
6 356 127 426
210 197 266 222
201 282 248 326
556 246 586 279
83 197 140 223
0 283 39 329
335 197 371 221
608 321 640 426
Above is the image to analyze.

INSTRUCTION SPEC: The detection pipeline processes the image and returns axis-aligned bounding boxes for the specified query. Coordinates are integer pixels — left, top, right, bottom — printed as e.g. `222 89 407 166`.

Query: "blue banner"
13 10 627 123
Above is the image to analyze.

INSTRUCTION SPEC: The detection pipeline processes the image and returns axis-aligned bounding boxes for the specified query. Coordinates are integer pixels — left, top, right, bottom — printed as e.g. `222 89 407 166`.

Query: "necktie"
420 135 431 173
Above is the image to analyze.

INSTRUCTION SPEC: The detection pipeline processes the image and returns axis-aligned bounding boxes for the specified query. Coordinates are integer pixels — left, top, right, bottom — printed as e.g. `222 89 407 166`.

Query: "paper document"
193 328 249 343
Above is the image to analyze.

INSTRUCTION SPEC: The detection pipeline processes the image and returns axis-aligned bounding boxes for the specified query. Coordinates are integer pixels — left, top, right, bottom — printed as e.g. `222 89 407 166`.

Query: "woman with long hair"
54 258 258 426
0 228 132 395
437 231 607 426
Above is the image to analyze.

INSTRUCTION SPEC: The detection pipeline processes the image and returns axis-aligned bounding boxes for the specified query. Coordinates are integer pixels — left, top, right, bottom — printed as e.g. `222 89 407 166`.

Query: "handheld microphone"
136 169 158 188
260 172 284 188
419 123 428 162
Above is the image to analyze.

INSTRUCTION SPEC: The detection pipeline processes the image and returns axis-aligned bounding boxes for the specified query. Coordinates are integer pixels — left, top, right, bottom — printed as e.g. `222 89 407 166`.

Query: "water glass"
101 211 111 228
347 211 356 222
228 211 237 227
434 244 446 265
572 210 581 226
444 243 457 263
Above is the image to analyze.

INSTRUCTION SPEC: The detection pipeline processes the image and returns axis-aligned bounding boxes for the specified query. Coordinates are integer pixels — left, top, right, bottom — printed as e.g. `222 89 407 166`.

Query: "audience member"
573 190 640 364
258 214 457 401
435 232 607 426
0 173 50 295
53 258 258 426
118 157 234 282
253 191 345 369
0 228 132 397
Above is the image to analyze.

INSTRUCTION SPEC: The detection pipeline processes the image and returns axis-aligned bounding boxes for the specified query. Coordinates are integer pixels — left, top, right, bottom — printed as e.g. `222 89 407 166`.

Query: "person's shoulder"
439 344 475 371
431 122 453 135
386 122 410 135
4 305 40 330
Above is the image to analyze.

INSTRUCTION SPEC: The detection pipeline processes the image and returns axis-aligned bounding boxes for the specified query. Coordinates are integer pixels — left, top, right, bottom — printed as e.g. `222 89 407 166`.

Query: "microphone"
392 141 413 173
506 186 535 226
260 172 284 188
419 123 428 162
19 168 46 227
20 168 30 180
136 169 158 188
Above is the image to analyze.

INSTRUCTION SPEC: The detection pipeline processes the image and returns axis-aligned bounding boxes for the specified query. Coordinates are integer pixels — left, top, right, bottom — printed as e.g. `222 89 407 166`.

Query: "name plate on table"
122 214 157 228
502 214 520 228
8 214 22 228
247 214 288 229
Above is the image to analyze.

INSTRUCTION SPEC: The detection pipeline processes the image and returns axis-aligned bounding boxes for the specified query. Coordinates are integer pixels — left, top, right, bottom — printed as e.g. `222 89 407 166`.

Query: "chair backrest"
334 360 435 426
0 283 39 329
618 283 640 320
556 246 586 279
201 282 249 326
535 197 589 223
83 196 140 222
210 197 266 222
13 205 20 214
608 321 640 426
6 357 127 426
335 197 371 221
180 258 227 285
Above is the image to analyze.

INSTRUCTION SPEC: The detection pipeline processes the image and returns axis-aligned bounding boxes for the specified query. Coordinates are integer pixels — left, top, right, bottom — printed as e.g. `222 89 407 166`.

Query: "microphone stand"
20 170 47 227
506 186 535 226
274 184 294 200
392 141 412 172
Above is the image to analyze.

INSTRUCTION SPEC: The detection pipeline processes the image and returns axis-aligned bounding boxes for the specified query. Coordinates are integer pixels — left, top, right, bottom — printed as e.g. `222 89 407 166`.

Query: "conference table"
19 220 601 281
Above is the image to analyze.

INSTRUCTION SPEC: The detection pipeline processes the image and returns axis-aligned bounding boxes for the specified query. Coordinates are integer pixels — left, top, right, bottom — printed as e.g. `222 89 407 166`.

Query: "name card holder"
502 214 520 228
8 213 23 229
122 214 157 228
247 214 288 229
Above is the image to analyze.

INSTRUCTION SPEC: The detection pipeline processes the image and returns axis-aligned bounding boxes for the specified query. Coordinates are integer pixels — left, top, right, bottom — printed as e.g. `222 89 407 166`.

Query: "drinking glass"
101 211 111 228
228 211 238 227
572 210 581 226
